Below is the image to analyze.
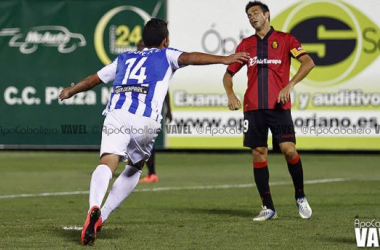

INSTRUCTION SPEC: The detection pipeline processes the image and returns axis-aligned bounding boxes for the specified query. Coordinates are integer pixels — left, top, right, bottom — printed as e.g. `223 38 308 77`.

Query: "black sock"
147 148 156 175
253 161 275 211
287 154 305 200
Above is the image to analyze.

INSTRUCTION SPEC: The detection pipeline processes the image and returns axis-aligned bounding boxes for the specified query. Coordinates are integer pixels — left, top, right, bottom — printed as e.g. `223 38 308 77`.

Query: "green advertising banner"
0 0 166 149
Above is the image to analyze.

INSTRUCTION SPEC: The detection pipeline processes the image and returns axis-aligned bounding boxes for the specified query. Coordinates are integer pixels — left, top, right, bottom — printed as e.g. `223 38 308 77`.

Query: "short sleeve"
166 48 184 70
97 59 117 83
289 34 306 59
227 42 245 76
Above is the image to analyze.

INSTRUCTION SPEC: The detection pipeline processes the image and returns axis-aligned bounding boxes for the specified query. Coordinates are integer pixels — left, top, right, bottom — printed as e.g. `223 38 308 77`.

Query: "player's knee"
282 147 297 161
124 164 142 177
99 153 119 173
252 147 268 162
127 159 145 170
279 142 297 160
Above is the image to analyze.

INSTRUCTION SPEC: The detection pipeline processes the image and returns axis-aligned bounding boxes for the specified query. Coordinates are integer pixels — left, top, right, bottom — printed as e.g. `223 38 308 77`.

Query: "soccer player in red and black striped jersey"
223 1 315 221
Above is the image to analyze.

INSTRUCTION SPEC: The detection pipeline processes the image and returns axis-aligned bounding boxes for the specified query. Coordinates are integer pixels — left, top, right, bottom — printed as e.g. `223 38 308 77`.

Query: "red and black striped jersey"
227 27 306 111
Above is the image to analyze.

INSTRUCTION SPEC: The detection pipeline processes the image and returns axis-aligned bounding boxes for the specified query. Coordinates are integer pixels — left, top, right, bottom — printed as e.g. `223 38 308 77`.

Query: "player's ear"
162 37 169 48
264 11 270 22
159 38 166 48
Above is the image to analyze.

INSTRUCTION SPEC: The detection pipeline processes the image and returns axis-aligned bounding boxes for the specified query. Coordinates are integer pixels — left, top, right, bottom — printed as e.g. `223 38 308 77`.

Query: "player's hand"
227 93 241 111
223 52 250 65
59 83 75 101
277 82 294 104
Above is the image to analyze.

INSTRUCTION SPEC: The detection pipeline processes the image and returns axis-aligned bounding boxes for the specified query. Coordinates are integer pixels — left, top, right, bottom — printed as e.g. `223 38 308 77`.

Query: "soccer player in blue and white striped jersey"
59 18 249 246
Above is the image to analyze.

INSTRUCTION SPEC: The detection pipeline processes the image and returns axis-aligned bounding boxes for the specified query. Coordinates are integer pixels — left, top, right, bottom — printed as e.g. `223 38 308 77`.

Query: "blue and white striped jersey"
97 47 183 122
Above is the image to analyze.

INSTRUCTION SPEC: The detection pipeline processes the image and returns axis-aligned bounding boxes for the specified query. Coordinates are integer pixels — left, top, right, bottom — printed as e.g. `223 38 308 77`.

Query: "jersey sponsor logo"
0 26 86 54
272 0 380 86
94 3 164 65
114 85 148 94
248 56 282 67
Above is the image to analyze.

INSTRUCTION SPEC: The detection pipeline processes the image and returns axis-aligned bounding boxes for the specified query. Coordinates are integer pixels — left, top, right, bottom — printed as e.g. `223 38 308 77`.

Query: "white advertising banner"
167 0 380 149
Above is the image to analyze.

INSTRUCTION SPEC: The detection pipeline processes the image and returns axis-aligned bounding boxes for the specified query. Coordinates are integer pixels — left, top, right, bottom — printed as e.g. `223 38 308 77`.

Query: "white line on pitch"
63 226 83 231
0 178 348 200
61 178 348 231
0 190 90 199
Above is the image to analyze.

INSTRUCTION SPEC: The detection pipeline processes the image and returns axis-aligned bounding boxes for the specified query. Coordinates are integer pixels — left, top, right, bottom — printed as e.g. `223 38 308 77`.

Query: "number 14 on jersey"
121 57 147 85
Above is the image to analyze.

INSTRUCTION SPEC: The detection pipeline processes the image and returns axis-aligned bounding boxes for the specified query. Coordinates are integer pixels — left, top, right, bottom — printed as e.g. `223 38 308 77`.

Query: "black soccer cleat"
81 206 102 246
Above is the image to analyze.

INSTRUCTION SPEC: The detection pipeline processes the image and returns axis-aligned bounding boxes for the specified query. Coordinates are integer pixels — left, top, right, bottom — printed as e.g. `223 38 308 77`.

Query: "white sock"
101 165 141 222
89 164 113 209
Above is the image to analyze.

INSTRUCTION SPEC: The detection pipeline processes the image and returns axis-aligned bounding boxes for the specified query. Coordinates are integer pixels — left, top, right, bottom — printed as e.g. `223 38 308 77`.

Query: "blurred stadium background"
0 0 379 249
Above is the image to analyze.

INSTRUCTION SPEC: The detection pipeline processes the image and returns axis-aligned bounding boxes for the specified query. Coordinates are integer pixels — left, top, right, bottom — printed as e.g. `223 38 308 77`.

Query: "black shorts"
243 109 296 149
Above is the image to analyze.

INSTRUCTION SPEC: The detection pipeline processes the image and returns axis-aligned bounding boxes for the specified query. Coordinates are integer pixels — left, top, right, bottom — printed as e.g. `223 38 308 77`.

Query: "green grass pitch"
0 151 379 249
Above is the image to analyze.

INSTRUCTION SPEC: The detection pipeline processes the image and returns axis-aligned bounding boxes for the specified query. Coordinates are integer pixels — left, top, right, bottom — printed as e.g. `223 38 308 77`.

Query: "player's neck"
146 45 165 49
146 46 162 49
256 24 271 39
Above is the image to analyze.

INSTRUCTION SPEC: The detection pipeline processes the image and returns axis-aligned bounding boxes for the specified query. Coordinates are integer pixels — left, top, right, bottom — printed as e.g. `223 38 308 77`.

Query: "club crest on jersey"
271 41 278 49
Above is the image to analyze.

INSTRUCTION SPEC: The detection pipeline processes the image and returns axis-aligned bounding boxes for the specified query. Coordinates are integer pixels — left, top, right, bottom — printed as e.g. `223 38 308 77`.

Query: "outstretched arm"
223 72 241 111
178 52 250 66
277 54 315 104
59 74 103 101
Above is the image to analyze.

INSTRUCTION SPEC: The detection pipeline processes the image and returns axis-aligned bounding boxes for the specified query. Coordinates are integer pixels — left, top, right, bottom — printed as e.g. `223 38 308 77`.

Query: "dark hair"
245 1 270 21
142 18 168 48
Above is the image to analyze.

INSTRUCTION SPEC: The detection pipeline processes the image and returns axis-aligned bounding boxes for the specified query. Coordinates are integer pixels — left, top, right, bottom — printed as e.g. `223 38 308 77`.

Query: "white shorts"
100 109 161 164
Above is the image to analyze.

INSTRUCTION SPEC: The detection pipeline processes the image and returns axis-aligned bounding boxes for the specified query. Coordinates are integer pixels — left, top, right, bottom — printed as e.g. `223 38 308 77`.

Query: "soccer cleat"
253 206 278 221
139 174 159 183
296 197 312 219
96 218 103 232
81 206 102 246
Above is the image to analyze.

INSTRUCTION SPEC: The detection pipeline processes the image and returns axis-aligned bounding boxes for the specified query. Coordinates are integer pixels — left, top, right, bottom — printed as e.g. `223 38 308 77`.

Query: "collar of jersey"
255 26 275 41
